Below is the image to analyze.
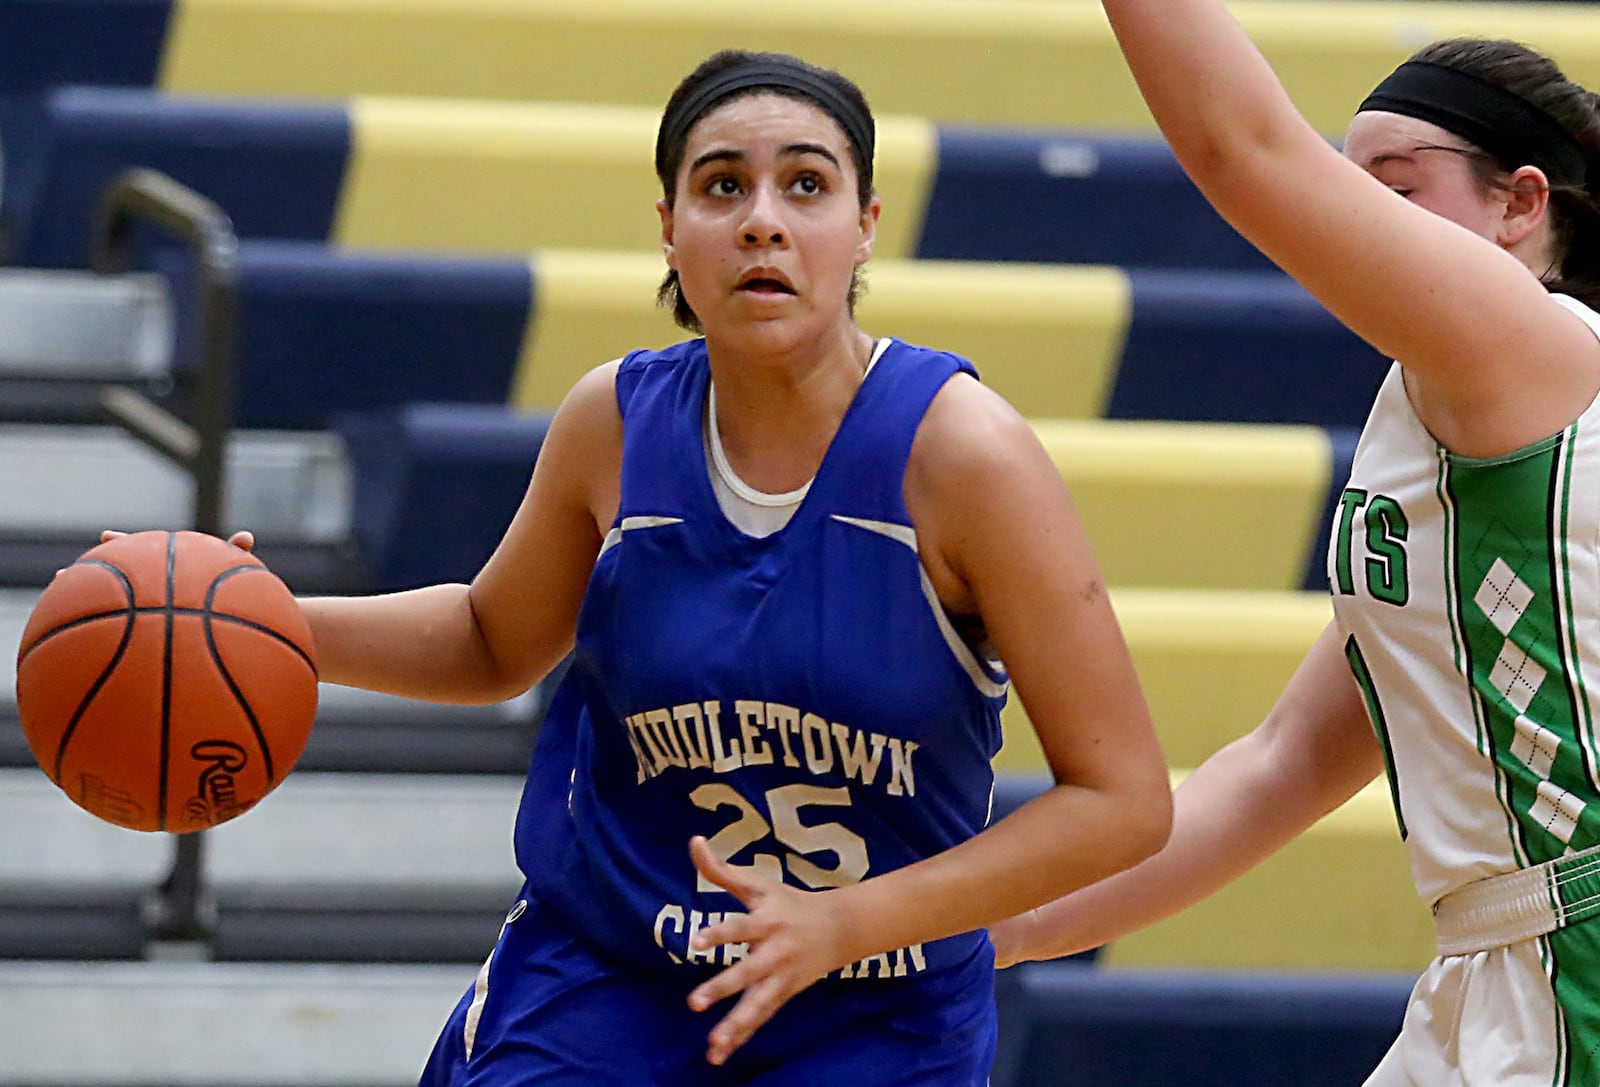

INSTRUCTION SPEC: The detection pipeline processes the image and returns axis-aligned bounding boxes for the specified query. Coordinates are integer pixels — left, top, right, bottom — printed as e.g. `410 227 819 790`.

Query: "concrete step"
0 269 169 380
0 959 471 1086
0 768 523 890
0 767 526 963
0 423 350 542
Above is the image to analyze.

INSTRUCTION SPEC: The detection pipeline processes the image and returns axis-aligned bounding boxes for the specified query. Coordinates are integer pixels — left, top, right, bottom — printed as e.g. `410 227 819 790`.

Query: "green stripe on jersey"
1547 922 1600 1087
1345 634 1407 840
1444 430 1597 867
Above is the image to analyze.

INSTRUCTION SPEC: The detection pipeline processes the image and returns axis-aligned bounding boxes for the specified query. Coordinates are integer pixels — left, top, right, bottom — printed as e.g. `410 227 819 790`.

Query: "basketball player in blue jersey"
991 4 1600 1085
288 50 1172 1084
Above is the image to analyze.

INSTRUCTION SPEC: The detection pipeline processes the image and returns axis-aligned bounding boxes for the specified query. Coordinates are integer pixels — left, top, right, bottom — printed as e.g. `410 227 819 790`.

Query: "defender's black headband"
655 61 875 184
1358 60 1587 187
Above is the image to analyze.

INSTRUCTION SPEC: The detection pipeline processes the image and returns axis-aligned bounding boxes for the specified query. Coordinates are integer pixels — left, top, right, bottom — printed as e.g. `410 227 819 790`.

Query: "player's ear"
855 196 880 266
658 199 677 269
1498 165 1551 249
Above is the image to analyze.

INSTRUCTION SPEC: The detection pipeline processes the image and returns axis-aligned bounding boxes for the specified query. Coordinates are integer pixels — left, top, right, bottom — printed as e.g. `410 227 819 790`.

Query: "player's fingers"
704 979 792 1066
227 530 256 552
686 953 762 1012
690 911 759 954
99 530 127 543
689 835 765 904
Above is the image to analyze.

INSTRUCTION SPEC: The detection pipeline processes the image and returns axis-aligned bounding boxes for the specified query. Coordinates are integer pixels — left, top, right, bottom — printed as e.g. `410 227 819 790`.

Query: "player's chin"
705 303 828 352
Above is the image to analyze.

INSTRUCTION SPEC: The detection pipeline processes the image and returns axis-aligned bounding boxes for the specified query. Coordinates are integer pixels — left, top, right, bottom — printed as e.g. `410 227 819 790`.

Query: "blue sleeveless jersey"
513 337 1008 983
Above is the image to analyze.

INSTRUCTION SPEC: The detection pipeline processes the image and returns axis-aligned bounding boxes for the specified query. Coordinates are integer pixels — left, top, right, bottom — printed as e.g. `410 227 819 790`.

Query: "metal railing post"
90 168 239 952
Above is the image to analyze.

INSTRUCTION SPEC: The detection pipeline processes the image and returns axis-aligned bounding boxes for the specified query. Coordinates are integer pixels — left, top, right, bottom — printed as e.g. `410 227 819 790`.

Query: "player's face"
659 93 879 353
1343 110 1507 242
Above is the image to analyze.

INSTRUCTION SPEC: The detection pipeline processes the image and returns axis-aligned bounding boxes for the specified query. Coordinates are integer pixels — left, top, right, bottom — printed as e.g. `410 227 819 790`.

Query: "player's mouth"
735 269 797 297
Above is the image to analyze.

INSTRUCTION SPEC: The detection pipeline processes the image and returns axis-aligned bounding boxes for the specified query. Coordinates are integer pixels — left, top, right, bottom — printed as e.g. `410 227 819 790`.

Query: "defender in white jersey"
991 7 1600 1086
285 49 1172 1082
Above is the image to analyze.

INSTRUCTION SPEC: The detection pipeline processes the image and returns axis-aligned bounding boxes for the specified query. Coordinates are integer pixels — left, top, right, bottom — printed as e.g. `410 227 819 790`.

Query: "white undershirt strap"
705 339 890 538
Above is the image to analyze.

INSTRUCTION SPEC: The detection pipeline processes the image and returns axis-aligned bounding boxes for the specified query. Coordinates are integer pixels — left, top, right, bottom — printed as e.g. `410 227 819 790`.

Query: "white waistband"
1432 842 1600 956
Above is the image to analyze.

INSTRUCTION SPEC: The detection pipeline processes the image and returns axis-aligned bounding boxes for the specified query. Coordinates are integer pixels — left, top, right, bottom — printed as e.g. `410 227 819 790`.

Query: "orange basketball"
14 530 319 833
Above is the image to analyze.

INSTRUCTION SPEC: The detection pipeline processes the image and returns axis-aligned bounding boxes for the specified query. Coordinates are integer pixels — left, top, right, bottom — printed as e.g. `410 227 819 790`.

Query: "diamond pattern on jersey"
1477 561 1571 844
1479 561 1547 714
1490 641 1549 714
1475 557 1536 635
1512 714 1561 780
1531 779 1588 844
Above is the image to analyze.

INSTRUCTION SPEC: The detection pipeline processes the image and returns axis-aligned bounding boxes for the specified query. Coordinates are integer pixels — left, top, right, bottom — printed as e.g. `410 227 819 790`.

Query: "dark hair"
1409 39 1600 309
654 50 877 332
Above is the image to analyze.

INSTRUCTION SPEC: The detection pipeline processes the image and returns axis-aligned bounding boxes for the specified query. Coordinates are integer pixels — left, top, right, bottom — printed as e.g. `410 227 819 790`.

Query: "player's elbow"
462 645 555 706
1087 762 1174 877
1089 734 1176 872
1122 771 1175 868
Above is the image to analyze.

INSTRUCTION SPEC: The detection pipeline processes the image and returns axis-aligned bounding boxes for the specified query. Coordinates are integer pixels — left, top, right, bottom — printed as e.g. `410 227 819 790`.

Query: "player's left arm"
887 371 1175 927
687 373 1173 1063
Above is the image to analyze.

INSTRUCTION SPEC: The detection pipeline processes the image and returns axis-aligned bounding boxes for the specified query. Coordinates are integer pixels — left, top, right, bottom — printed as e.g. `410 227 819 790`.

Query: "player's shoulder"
902 352 1058 542
915 363 1038 474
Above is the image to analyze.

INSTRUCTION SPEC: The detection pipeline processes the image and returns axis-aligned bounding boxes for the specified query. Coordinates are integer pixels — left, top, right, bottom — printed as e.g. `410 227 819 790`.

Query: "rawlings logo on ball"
181 740 253 828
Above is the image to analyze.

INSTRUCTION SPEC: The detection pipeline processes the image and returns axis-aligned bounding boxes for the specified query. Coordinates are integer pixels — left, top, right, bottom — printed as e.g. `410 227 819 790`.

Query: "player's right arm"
298 361 623 705
1097 0 1600 459
990 619 1385 966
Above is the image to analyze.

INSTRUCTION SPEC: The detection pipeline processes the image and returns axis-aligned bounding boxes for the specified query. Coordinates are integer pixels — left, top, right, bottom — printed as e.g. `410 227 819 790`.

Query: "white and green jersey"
1330 295 1600 907
1337 298 1600 1087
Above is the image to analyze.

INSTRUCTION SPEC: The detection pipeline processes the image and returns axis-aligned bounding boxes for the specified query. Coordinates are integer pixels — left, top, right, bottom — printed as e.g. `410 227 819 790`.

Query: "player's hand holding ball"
14 530 317 832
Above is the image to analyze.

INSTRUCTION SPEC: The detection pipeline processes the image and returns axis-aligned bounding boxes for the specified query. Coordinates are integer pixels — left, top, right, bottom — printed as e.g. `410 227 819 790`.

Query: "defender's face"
659 93 878 353
1344 110 1506 243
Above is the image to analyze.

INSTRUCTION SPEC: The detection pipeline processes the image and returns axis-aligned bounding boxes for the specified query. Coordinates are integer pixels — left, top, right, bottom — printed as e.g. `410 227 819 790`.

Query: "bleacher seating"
0 237 1382 592
0 958 471 1086
228 244 1384 430
3 86 1272 271
34 0 1600 1082
0 88 1391 429
13 0 1600 134
335 406 1358 594
993 966 1410 1087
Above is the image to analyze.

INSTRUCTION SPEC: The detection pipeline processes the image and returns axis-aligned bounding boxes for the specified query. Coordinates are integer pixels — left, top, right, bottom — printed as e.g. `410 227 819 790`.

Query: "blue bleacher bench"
2 87 1264 273
145 239 1386 433
7 0 1600 136
332 399 1359 595
993 964 1410 1087
336 403 554 591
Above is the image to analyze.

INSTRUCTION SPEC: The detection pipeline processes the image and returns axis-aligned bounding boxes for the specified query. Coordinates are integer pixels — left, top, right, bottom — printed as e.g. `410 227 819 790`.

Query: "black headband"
1358 60 1587 187
654 60 875 184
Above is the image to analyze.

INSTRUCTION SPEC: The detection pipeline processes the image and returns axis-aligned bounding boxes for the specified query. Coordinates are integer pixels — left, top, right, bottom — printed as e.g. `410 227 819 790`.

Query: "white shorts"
1364 928 1600 1085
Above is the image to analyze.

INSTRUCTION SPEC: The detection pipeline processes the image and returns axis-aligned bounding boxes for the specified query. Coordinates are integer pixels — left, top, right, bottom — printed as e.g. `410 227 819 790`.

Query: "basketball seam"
204 566 278 784
48 562 138 784
20 606 317 669
158 531 176 832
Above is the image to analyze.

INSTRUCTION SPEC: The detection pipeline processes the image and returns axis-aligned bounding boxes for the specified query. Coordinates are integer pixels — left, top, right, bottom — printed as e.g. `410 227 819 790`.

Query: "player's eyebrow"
780 142 841 169
1362 144 1482 169
688 143 842 175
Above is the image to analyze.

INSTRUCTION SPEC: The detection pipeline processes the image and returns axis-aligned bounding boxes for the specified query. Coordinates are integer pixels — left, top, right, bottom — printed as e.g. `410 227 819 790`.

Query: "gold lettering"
704 700 743 773
765 702 802 769
646 708 688 769
835 725 888 786
671 703 713 770
625 712 667 779
735 700 773 766
800 713 834 775
887 738 919 797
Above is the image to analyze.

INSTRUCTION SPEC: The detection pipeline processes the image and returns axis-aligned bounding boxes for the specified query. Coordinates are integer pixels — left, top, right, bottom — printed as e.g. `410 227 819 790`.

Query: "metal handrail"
90 168 240 951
